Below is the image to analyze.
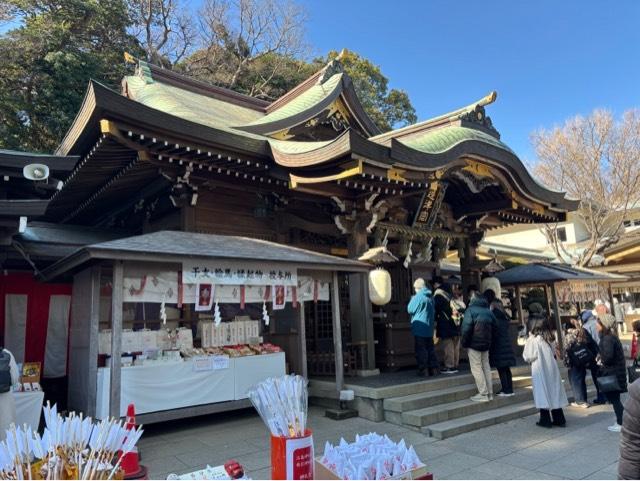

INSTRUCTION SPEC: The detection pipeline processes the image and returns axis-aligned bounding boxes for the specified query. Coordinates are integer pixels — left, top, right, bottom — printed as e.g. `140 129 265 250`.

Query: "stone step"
351 365 533 401
425 387 598 440
384 376 533 414
424 401 539 439
401 386 535 427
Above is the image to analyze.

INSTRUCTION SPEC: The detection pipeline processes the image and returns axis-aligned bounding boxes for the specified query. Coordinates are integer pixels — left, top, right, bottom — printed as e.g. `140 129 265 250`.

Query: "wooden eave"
0 199 49 217
0 150 78 172
388 138 579 213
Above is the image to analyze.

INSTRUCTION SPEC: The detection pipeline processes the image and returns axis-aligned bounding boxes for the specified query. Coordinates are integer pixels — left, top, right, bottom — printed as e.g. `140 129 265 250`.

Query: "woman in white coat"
0 347 19 437
523 316 568 428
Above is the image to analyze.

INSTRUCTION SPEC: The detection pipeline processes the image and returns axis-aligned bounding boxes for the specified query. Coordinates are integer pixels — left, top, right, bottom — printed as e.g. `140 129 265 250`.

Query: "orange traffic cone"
121 404 148 480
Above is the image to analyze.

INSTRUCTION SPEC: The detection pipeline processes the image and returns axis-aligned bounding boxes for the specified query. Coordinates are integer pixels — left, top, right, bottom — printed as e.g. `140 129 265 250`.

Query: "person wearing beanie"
596 313 627 432
580 309 607 404
408 278 439 377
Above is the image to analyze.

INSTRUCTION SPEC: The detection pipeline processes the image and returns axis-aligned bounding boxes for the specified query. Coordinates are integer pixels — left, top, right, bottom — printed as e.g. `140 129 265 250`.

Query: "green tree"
324 49 416 132
0 0 140 152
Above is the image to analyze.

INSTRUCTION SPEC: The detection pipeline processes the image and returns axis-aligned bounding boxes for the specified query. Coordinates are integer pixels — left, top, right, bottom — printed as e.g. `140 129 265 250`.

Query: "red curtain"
0 272 72 367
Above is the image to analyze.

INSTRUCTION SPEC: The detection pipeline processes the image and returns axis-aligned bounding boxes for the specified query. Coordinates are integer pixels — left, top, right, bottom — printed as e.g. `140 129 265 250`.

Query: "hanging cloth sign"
195 283 215 311
273 285 286 310
183 261 297 286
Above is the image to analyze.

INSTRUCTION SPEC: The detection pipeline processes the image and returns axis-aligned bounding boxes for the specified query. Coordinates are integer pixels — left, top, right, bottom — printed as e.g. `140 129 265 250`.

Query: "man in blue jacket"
408 278 439 377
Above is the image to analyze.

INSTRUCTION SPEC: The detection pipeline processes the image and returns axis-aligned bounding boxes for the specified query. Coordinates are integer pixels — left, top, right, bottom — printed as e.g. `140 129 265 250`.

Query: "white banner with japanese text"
182 261 297 286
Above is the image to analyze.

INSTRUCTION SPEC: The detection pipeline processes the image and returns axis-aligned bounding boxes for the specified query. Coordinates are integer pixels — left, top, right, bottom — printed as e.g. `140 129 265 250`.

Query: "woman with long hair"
523 316 568 427
596 314 627 432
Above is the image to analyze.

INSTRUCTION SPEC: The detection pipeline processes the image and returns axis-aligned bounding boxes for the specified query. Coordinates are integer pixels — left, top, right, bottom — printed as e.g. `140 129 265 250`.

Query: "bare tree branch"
128 0 196 68
531 109 640 267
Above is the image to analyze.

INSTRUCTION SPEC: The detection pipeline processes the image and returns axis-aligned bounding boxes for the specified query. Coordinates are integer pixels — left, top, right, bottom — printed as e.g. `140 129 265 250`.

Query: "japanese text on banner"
182 261 298 286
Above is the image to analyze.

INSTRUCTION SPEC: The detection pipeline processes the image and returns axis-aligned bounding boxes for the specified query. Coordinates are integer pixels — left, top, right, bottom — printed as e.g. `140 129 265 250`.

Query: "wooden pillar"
544 285 553 319
515 285 525 328
460 237 479 302
331 271 344 395
347 223 375 370
550 283 564 352
298 304 308 379
110 260 124 419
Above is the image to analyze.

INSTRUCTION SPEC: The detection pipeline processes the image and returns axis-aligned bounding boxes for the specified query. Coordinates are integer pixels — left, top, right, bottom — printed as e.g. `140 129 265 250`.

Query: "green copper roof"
241 74 343 128
125 75 264 137
268 138 334 154
398 126 515 155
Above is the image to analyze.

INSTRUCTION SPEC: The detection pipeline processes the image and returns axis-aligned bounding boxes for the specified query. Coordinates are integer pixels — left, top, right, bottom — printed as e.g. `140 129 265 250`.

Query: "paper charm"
262 301 270 326
403 240 413 269
160 299 167 324
273 285 286 310
195 283 214 311
213 301 221 326
291 286 298 308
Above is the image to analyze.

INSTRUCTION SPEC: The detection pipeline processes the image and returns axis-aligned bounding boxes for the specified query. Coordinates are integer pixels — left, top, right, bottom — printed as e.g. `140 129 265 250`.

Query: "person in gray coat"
619 379 640 479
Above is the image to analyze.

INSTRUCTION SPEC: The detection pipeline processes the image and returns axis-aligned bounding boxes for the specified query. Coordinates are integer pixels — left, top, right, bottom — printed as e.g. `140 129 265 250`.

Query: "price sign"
212 355 230 370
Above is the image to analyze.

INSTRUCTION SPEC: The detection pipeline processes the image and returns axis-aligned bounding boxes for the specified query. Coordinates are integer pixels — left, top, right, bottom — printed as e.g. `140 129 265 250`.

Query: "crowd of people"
407 277 640 436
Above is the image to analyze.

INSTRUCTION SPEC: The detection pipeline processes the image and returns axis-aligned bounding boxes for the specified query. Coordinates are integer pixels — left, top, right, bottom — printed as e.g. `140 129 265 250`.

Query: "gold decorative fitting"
462 160 494 179
387 168 407 183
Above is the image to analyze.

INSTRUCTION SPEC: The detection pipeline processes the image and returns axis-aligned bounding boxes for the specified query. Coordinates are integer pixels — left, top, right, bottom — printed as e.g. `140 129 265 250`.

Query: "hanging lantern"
369 267 392 306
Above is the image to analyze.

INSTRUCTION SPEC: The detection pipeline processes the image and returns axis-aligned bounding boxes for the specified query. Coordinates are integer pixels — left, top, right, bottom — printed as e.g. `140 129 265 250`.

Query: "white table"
15 391 45 429
234 353 287 400
95 352 285 419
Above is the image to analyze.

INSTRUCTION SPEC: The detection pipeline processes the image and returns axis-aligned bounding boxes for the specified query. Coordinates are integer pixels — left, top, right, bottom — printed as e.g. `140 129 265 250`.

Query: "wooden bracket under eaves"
99 119 150 160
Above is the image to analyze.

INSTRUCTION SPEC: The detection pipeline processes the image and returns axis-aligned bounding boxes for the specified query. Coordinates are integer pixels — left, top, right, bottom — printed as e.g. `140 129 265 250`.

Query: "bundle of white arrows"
0 403 143 480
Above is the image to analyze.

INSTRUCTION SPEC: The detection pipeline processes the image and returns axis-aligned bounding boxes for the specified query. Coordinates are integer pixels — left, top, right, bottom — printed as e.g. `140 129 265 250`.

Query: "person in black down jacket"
434 279 460 374
596 314 627 432
485 290 516 396
461 291 497 402
619 378 640 479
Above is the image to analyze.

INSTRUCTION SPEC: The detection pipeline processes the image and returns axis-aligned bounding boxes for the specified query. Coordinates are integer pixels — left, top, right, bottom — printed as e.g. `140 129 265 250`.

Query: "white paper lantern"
369 267 392 306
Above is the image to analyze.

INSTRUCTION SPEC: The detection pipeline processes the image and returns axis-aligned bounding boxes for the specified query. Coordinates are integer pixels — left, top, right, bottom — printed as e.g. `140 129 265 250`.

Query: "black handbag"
628 361 640 384
597 374 622 393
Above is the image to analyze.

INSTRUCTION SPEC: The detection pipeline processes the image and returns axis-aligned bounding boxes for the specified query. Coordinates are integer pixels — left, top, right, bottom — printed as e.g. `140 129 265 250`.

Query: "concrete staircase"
383 366 594 439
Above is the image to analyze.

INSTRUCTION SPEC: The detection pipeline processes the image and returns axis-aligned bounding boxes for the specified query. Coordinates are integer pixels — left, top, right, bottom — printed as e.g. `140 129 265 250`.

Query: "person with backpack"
461 290 497 402
433 279 460 374
596 314 627 432
523 316 568 428
0 347 19 436
485 290 516 397
564 318 598 408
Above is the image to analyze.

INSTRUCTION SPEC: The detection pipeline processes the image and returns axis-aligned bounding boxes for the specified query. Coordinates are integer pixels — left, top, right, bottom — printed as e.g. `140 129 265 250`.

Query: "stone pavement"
138 400 624 480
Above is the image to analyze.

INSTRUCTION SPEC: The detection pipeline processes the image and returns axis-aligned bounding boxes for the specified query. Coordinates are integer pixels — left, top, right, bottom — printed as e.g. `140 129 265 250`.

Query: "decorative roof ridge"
370 91 499 144
266 50 346 114
129 60 270 112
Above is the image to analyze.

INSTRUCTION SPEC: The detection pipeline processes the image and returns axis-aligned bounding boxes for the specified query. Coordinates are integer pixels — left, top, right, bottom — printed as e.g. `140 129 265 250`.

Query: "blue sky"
300 0 640 162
